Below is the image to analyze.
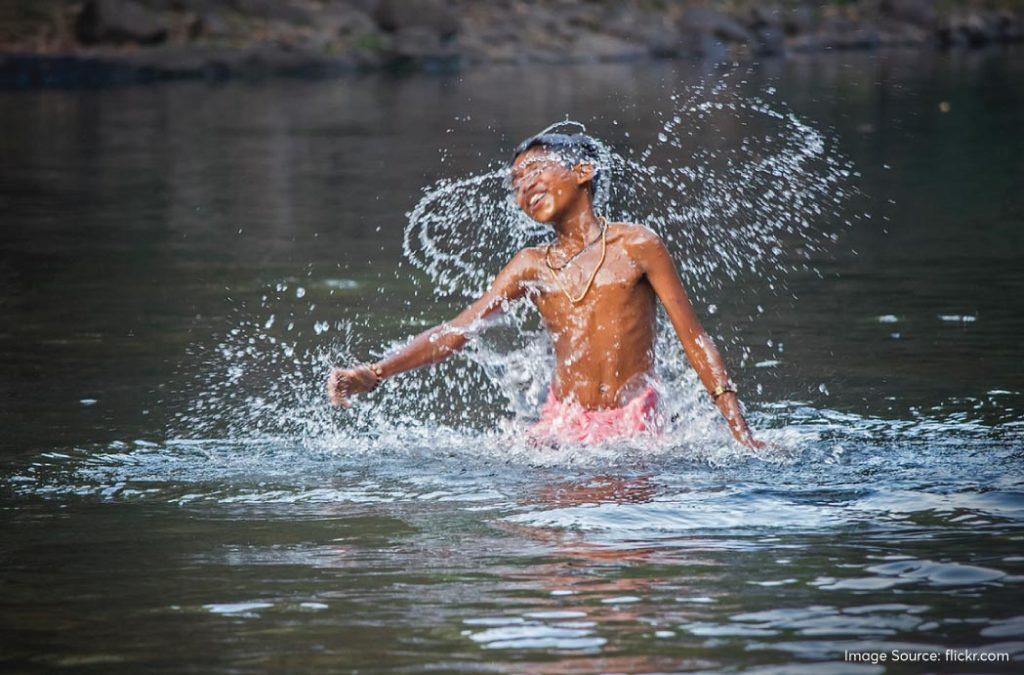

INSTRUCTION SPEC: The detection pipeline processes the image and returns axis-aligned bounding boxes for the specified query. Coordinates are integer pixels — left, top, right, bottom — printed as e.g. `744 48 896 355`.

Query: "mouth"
527 191 548 212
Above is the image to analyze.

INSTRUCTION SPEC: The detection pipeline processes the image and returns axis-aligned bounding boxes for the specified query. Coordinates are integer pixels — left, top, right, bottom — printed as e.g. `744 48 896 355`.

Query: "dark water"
2 50 1023 672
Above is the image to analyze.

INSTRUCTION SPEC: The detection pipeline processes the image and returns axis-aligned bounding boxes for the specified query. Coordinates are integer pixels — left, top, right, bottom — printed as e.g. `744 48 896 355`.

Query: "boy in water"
327 132 763 448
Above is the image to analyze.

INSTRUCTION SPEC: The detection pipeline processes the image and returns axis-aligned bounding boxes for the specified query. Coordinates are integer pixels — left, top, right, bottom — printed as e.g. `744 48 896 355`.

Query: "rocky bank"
2 0 1023 86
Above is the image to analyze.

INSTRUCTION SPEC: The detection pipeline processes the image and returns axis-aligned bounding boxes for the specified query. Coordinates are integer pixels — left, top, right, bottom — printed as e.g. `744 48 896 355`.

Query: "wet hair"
511 132 605 198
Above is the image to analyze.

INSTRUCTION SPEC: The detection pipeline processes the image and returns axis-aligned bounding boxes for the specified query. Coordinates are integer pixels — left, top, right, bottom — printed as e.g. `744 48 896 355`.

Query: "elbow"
442 332 470 354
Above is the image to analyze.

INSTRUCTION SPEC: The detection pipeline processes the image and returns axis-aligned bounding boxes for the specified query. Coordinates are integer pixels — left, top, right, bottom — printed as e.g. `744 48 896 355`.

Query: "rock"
995 10 1023 41
880 0 936 27
11 0 1024 85
605 9 682 58
228 0 314 26
563 5 603 32
753 25 785 56
391 26 439 56
344 0 381 13
144 0 220 11
939 12 997 47
877 23 929 47
195 12 231 39
682 32 729 60
571 33 648 63
794 16 881 51
75 0 169 46
749 5 784 29
330 7 378 40
312 3 382 58
387 26 460 71
454 31 512 65
230 43 357 78
679 7 751 44
525 6 576 43
783 6 816 36
674 7 751 59
373 0 459 40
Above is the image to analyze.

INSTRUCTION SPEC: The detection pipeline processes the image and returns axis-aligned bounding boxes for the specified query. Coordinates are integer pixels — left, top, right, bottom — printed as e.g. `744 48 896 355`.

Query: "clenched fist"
326 365 379 408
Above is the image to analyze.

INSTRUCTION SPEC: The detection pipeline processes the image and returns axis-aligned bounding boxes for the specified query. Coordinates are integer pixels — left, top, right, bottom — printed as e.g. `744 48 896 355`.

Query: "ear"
573 162 595 187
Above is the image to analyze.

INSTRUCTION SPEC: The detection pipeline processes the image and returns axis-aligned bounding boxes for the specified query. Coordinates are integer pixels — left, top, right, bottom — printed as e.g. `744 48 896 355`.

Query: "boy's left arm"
635 231 764 449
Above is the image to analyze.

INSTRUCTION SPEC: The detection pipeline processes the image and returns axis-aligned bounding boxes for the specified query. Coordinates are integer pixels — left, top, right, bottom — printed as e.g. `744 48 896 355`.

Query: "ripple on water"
504 492 848 535
203 602 273 617
465 624 606 651
6 404 1021 553
980 616 1024 638
817 559 1005 591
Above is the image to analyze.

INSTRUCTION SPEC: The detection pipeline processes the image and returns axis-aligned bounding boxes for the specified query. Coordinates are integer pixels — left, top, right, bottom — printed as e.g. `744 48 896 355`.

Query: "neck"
552 195 601 247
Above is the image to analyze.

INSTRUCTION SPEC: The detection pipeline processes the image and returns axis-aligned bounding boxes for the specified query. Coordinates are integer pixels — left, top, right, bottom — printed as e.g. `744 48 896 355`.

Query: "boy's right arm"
327 250 536 407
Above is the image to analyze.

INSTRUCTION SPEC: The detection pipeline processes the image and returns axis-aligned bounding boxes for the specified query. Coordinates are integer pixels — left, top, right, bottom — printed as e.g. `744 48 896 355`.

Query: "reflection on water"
1 49 1023 671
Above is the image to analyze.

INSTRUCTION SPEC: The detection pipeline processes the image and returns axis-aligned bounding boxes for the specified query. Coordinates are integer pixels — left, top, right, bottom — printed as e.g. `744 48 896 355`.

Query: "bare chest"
530 250 653 334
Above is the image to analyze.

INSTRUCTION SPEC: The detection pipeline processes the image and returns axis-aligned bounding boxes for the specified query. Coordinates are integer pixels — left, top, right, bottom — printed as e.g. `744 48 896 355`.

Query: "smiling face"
511 145 594 224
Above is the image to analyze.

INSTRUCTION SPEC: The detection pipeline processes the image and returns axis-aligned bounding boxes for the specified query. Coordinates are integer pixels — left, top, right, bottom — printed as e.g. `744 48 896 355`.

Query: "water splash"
8 407 1017 505
394 77 857 455
168 76 862 466
405 78 854 300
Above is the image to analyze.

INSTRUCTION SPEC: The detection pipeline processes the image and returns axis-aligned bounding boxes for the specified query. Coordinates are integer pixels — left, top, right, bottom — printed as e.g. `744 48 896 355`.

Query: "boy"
327 132 763 448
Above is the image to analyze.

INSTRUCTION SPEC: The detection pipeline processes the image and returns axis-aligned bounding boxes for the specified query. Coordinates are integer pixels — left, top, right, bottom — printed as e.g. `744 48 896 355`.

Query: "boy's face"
511 146 592 223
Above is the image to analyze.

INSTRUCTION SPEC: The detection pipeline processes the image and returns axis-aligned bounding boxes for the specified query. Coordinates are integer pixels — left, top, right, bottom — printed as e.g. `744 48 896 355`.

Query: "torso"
524 223 658 410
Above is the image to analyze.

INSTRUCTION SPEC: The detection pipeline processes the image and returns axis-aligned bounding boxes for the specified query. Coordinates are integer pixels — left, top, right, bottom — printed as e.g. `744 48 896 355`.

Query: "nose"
519 177 539 201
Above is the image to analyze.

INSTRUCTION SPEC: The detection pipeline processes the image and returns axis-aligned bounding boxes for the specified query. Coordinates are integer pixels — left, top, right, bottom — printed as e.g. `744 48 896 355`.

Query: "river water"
1 50 1022 672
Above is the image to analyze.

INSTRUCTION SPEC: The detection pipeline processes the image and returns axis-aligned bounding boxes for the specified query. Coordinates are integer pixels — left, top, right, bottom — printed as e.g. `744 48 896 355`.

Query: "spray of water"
13 79 1024 514
171 77 859 467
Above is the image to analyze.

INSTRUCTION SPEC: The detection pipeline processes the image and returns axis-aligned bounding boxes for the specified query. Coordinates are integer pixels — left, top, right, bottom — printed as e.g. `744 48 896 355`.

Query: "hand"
716 392 766 450
735 431 767 450
326 365 379 408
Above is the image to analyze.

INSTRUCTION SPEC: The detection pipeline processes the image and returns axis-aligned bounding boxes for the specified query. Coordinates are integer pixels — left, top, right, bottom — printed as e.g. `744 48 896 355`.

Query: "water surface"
2 51 1023 672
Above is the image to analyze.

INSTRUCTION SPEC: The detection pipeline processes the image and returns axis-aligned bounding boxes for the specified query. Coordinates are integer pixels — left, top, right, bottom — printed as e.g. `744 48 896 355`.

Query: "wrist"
710 383 736 401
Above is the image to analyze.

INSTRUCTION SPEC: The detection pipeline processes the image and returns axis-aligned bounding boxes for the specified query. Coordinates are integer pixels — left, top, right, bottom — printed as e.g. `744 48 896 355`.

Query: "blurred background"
2 0 1024 84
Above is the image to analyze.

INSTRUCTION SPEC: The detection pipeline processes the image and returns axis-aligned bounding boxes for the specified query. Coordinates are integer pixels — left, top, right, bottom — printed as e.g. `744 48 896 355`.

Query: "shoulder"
607 222 667 256
503 246 544 277
511 245 545 266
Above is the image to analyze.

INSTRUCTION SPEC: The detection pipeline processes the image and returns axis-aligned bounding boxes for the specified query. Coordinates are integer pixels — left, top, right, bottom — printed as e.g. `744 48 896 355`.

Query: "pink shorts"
529 385 660 445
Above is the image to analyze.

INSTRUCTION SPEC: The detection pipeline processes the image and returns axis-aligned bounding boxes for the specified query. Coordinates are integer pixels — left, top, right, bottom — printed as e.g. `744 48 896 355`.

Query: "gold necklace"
544 223 604 271
545 217 608 304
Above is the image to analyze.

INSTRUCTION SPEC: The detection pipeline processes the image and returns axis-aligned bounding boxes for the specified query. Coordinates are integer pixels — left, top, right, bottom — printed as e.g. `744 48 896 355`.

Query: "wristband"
711 384 736 400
